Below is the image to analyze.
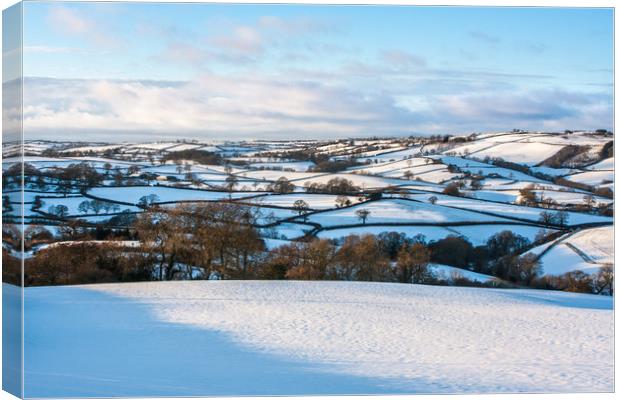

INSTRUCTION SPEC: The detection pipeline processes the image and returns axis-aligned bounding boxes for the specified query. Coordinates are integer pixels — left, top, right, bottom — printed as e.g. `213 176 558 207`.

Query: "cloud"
153 15 333 68
22 76 417 140
412 89 612 133
47 6 119 47
22 74 612 141
210 26 264 54
48 6 93 34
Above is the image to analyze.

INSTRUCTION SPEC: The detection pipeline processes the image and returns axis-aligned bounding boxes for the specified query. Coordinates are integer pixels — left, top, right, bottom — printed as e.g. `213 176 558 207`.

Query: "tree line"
5 203 611 295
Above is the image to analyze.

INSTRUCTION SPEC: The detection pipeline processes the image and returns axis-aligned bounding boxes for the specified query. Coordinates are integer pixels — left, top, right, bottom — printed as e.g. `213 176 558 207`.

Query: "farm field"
21 281 613 397
4 131 613 284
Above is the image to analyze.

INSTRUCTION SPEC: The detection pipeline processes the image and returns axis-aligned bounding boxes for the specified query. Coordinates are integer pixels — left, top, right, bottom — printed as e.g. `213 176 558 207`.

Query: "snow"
88 186 262 205
530 166 576 177
40 196 139 215
165 143 203 152
237 170 322 181
37 196 85 215
39 240 140 251
408 193 612 226
295 174 415 190
429 264 495 283
586 157 614 171
127 142 180 150
349 157 430 174
531 133 611 146
196 145 221 152
143 164 229 175
345 146 409 159
9 191 63 204
465 190 519 203
448 224 551 246
248 161 315 172
481 180 590 195
23 281 613 397
435 155 545 182
430 155 493 169
538 244 598 275
270 222 314 240
250 194 359 210
472 142 564 166
534 190 613 205
409 168 459 184
263 238 292 250
566 170 614 187
460 166 542 182
304 199 512 227
317 226 455 241
562 226 614 265
253 207 299 224
382 164 449 179
440 141 497 156
531 226 612 276
364 146 420 162
316 224 549 247
3 284 22 397
60 144 124 153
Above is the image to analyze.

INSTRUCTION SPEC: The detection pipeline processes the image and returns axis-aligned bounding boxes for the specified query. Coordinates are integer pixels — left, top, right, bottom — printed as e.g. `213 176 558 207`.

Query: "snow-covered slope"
538 226 614 275
304 198 512 226
24 281 613 397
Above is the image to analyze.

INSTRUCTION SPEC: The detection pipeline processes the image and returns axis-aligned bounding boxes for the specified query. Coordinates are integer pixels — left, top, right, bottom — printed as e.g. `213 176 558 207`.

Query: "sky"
12 2 615 141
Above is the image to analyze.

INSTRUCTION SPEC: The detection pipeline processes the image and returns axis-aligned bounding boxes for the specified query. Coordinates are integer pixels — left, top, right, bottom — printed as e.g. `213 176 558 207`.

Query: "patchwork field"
4 131 613 280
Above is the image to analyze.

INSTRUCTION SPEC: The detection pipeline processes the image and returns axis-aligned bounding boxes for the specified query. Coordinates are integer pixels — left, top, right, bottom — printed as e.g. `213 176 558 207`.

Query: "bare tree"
593 265 613 295
78 200 91 215
225 174 238 198
396 243 431 283
539 211 555 227
514 253 541 286
583 194 597 209
555 210 569 228
335 195 351 208
269 177 295 194
293 199 310 221
355 208 371 224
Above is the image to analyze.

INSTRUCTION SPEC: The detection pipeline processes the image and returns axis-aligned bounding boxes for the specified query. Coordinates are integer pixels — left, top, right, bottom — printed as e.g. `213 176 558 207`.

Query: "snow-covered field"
249 193 359 210
317 224 549 246
408 193 612 226
566 170 614 187
317 225 456 242
470 142 563 166
428 263 496 282
565 226 614 264
304 199 512 227
88 186 262 204
23 281 613 397
537 226 614 276
538 244 597 275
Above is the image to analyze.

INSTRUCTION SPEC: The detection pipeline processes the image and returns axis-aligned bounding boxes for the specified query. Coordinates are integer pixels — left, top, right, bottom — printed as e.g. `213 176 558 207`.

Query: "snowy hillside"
23 281 613 397
4 131 613 290
537 226 614 276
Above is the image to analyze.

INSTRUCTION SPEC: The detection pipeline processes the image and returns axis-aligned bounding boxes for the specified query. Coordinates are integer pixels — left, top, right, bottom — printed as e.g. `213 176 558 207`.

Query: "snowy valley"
2 129 615 396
